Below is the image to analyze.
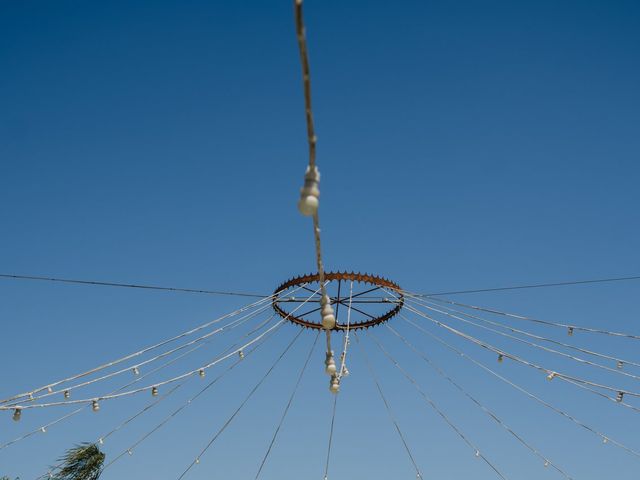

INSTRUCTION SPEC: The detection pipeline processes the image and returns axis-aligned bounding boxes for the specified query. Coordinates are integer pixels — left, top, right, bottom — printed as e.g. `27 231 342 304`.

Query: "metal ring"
272 271 403 330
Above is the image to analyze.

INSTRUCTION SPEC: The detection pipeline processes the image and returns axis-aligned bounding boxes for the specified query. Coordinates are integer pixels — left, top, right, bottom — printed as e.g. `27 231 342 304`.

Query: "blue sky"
1 1 639 479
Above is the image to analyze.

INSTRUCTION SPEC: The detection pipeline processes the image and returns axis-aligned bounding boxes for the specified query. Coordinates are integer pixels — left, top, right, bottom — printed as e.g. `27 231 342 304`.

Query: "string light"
297 166 320 216
199 368 205 378
497 354 504 363
98 438 104 445
547 372 557 381
127 449 133 456
47 387 53 393
92 400 100 412
567 327 574 336
151 386 159 397
325 351 337 375
544 460 549 467
132 367 140 376
12 408 21 422
329 375 340 394
475 450 480 457
41 426 46 433
617 361 624 370
616 391 624 403
238 350 245 360
63 390 70 399
321 295 336 330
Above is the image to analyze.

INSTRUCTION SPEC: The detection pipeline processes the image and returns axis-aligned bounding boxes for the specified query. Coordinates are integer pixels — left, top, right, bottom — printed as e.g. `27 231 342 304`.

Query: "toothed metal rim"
272 271 403 330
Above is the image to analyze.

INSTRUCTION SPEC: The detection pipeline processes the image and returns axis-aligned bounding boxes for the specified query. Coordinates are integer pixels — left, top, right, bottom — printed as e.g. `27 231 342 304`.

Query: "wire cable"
323 393 339 480
176 328 304 479
383 290 640 406
398 301 640 412
254 330 320 479
367 329 510 480
401 313 640 460
95 316 285 475
3 286 318 411
384 324 574 479
0 273 267 298
403 295 640 381
1 311 272 452
420 294 640 341
405 294 640 380
411 275 640 297
353 332 424 479
0 290 287 406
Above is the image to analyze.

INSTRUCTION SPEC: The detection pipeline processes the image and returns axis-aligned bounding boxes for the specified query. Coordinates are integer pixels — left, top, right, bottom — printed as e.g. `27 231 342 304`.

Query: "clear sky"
1 1 639 479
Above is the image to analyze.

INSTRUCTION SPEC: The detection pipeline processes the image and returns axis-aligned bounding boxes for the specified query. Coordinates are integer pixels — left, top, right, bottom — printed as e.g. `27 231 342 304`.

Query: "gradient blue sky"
1 1 639 479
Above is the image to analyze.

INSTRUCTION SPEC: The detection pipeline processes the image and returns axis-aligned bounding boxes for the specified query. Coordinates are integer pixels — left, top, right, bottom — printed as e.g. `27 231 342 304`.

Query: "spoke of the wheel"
254 331 320 479
334 279 342 322
336 301 375 320
296 306 322 319
176 328 304 480
353 332 424 479
383 324 573 479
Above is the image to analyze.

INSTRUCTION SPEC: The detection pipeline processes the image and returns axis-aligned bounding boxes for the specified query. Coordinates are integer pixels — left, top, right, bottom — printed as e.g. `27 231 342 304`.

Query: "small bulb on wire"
151 386 158 397
617 361 624 370
63 390 70 399
616 391 624 403
132 367 140 376
475 450 480 458
544 460 549 467
199 368 206 378
47 386 53 393
92 400 100 412
127 449 133 456
497 354 504 363
603 437 608 444
567 327 574 336
329 375 340 394
546 372 557 381
325 351 337 375
98 438 104 445
12 408 21 422
41 426 46 433
297 165 320 216
195 458 200 465
238 350 245 360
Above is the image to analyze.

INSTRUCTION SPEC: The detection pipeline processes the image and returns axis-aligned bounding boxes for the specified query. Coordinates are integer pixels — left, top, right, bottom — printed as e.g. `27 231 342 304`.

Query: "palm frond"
54 443 105 480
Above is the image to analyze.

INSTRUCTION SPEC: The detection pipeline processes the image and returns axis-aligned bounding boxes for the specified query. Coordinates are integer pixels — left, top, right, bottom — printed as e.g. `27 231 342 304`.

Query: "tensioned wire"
398 301 640 413
3 300 278 409
39 312 280 479
4 287 321 410
254 330 320 479
401 313 640 459
401 292 640 375
0 289 291 407
400 301 640 411
366 329 510 480
323 281 354 480
402 295 640 382
352 331 424 480
383 289 640 405
176 328 305 479
421 294 640 341
384 324 574 479
96 315 288 475
1 310 273 452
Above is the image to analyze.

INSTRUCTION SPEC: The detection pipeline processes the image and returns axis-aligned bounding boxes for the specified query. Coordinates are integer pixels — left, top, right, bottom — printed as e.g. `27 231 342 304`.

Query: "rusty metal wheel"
273 271 403 330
